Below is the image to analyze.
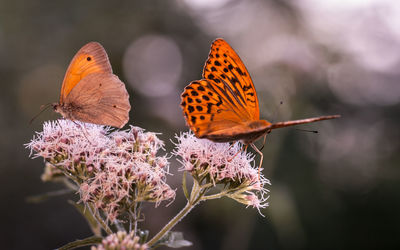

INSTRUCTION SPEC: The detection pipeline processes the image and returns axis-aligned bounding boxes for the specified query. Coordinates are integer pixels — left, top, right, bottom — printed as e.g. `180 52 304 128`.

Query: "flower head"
173 132 270 213
91 231 148 250
27 120 175 221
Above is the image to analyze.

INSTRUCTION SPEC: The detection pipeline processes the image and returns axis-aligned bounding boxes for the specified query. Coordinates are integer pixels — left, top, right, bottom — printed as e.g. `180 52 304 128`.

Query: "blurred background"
1 0 399 249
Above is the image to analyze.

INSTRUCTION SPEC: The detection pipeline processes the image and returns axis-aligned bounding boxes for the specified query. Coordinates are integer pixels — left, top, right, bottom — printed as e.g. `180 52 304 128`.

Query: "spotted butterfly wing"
181 39 340 176
181 39 267 142
181 38 340 144
202 39 259 120
181 79 256 142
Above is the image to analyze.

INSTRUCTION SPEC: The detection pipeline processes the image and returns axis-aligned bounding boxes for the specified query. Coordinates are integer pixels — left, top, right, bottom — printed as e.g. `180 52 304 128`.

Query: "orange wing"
181 39 261 138
202 38 260 120
64 73 131 128
60 42 112 103
181 79 246 138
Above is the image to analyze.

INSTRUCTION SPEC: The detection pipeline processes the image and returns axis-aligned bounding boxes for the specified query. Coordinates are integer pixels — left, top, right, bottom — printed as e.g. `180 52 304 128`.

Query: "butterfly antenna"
295 128 319 134
250 143 264 181
268 115 341 130
29 103 53 125
228 144 248 162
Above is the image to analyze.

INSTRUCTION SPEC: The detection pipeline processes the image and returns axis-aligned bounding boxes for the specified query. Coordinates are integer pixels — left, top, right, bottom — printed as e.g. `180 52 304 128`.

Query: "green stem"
146 201 196 247
62 178 79 191
87 203 113 235
201 191 228 201
182 171 189 200
146 179 203 247
201 184 250 201
133 202 141 236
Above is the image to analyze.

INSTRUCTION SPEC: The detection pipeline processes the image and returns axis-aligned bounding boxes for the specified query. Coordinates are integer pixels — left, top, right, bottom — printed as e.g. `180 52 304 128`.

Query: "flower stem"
88 203 113 235
146 179 202 247
201 191 228 201
146 201 195 247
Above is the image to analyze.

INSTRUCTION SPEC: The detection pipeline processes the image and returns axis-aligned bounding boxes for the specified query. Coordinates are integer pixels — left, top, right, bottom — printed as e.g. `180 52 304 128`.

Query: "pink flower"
27 120 175 221
173 132 270 213
92 231 148 250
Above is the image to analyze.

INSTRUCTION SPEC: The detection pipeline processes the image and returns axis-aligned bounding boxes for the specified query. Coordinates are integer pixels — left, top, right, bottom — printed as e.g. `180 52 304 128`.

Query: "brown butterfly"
180 38 340 168
52 42 130 128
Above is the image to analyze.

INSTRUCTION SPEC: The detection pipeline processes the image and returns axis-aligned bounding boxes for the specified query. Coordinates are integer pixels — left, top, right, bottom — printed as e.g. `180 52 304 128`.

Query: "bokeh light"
123 34 182 97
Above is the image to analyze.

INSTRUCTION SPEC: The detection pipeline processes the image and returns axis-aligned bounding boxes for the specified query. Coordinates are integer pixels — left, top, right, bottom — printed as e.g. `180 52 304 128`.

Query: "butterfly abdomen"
202 120 271 144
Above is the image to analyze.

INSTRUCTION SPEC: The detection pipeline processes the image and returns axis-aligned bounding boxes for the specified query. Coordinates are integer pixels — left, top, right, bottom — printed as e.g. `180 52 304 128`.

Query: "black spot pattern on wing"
180 79 245 135
202 39 260 120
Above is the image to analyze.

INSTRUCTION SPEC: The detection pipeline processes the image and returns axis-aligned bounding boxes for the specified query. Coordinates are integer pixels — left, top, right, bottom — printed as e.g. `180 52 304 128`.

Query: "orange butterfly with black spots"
181 38 339 169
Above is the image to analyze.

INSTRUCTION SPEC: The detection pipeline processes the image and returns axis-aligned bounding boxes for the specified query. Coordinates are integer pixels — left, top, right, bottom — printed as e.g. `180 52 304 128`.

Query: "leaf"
25 189 73 203
56 235 102 250
157 231 193 248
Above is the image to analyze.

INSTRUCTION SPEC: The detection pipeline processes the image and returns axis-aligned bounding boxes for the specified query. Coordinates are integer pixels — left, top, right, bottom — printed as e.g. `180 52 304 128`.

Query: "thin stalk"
146 200 196 247
62 178 79 191
114 220 124 232
87 203 113 235
201 191 228 201
133 202 139 236
146 179 203 247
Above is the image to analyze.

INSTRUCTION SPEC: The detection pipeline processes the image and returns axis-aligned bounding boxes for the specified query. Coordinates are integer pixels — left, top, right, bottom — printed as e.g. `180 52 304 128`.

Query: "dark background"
1 0 399 249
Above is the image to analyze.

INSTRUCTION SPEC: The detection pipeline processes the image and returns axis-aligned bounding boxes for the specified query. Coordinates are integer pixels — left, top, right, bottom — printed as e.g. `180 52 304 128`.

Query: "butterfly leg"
259 134 268 151
250 143 264 179
228 144 248 162
71 120 94 145
55 118 66 132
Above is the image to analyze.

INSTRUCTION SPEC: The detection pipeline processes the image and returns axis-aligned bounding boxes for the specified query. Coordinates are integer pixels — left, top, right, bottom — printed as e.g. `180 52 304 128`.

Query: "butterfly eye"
86 56 92 61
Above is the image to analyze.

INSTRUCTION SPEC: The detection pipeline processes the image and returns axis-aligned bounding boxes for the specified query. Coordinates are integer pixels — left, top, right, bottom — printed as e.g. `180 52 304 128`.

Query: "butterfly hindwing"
60 42 112 102
202 39 260 120
64 73 130 128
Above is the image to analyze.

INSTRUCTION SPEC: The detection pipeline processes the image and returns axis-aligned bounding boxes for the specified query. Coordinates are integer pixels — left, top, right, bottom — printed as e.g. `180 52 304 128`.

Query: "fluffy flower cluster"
91 231 148 250
27 120 175 221
173 132 270 211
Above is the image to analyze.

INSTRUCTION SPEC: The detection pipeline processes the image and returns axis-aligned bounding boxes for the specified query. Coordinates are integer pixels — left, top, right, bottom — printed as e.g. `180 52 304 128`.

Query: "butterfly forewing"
181 80 248 138
60 42 112 102
203 39 260 120
64 73 130 128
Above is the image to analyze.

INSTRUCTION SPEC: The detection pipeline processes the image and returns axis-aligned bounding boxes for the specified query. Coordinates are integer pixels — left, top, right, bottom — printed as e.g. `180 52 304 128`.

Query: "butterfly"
52 42 131 128
180 38 340 169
